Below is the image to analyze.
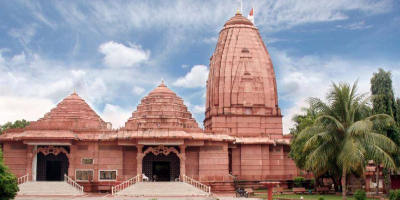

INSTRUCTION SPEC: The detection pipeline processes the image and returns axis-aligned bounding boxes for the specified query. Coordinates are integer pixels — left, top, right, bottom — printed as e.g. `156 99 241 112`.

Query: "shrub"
389 190 400 200
354 189 366 200
310 178 315 188
293 176 305 187
318 196 324 200
0 147 19 200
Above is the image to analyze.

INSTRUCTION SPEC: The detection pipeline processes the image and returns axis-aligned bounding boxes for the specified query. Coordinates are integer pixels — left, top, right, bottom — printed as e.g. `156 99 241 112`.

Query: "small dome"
148 81 176 95
125 82 200 131
28 91 110 130
224 13 254 27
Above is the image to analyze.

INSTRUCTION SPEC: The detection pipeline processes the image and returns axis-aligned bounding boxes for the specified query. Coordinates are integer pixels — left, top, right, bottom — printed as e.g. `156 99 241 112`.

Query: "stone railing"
64 174 84 194
17 173 29 184
228 173 238 180
112 174 141 195
181 175 211 195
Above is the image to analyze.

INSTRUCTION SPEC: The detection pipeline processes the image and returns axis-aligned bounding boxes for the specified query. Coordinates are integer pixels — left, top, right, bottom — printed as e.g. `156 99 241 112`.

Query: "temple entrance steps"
17 181 83 196
116 182 209 197
209 181 235 192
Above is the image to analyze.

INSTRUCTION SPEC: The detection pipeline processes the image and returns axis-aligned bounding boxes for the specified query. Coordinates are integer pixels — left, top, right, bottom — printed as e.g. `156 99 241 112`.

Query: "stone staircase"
116 182 209 196
209 181 235 192
18 181 83 196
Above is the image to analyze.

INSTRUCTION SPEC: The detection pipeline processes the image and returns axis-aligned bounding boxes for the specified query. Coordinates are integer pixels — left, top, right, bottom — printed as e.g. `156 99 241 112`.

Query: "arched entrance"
142 145 181 182
34 146 70 181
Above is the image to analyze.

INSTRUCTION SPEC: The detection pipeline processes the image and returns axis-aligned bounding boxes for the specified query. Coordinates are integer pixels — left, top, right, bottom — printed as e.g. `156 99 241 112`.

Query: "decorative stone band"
143 145 179 157
32 145 70 160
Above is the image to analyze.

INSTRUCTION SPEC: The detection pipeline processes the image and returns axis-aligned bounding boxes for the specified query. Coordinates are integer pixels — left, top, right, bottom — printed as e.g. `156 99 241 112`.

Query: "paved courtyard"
15 196 262 200
15 181 262 199
117 182 208 196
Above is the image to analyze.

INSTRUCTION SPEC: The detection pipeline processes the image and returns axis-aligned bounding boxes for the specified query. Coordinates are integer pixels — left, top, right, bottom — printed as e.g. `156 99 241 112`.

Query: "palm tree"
296 81 398 200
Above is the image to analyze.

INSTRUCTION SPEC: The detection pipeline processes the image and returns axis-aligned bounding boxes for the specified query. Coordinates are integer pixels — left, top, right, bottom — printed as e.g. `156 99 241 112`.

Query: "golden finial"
73 89 76 94
236 0 242 14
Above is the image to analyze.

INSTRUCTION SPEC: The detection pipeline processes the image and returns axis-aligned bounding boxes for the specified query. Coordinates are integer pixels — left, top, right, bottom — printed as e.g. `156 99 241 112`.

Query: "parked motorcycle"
236 188 249 198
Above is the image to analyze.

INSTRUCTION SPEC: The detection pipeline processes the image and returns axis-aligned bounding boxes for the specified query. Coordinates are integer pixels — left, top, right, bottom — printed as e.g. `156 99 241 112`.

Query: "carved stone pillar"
179 145 187 177
26 145 33 180
136 145 144 182
68 145 76 179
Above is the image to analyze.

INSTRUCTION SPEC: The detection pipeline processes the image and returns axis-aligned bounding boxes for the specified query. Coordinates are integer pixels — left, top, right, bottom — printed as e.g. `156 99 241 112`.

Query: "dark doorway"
36 146 69 181
46 161 62 181
152 161 170 181
142 148 180 182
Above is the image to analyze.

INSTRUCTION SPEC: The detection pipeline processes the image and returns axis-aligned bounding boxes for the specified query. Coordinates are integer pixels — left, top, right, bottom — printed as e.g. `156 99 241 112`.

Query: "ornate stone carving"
143 145 179 156
33 145 70 160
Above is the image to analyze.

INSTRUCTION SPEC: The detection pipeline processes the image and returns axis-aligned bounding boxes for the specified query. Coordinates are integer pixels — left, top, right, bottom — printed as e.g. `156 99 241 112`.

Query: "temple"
0 13 297 192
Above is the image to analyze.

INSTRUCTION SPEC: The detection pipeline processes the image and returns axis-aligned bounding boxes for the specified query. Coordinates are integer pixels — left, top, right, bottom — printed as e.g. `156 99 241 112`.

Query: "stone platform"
17 181 83 196
116 182 209 197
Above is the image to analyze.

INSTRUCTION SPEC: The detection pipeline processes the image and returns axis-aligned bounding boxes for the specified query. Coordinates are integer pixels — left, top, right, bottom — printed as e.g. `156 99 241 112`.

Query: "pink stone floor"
15 192 263 200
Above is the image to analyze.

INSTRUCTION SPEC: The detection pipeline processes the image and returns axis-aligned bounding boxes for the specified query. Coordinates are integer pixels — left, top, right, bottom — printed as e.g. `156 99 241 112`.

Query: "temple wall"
261 145 270 177
185 146 199 178
199 141 229 181
240 144 263 180
232 144 296 181
96 141 124 181
122 146 137 178
283 145 298 178
2 142 28 177
269 144 285 179
205 116 283 138
72 141 124 181
231 146 241 176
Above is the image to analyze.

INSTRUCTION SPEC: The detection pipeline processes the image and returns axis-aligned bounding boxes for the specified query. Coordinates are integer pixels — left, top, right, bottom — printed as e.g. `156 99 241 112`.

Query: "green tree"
290 105 320 169
371 68 400 194
371 68 400 123
0 147 19 200
0 119 30 134
290 105 342 192
296 81 398 200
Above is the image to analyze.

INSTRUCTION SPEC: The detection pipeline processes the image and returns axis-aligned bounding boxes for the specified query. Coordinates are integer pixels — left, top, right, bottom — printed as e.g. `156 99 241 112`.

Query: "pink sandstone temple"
0 13 298 192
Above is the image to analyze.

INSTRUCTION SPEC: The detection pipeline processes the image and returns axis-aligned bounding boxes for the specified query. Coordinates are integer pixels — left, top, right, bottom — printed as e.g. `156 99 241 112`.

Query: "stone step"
116 182 209 196
209 181 235 192
18 181 83 196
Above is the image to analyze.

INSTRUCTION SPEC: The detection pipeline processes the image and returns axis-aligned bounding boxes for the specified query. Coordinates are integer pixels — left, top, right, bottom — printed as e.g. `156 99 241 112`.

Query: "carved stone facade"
0 13 298 192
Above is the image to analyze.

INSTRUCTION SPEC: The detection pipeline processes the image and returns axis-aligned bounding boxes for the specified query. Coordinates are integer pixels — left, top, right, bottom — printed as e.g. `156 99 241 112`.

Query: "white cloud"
0 49 165 126
173 65 209 88
192 105 205 114
101 104 132 129
7 26 36 44
255 0 393 31
132 86 145 95
98 41 150 68
181 64 189 68
0 96 55 124
271 48 400 134
12 52 26 65
46 1 393 34
202 37 218 44
336 20 373 30
71 69 86 78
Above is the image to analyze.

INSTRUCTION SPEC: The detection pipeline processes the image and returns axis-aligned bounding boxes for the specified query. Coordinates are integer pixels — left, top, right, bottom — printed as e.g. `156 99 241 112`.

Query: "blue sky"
0 0 399 133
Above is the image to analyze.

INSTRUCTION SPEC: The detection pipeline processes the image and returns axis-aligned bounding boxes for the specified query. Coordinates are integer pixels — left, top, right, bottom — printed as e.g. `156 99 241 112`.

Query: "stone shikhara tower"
205 13 282 138
205 13 294 181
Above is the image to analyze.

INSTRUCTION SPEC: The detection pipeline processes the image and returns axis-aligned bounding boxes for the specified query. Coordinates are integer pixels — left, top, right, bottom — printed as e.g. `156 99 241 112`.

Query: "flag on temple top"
248 6 254 24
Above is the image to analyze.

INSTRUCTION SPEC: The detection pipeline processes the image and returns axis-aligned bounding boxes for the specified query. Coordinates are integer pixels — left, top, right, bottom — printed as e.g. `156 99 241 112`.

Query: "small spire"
236 0 242 14
159 78 166 87
73 89 76 94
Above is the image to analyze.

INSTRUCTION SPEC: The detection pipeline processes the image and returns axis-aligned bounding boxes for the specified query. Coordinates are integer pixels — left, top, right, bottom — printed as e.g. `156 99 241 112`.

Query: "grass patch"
251 194 377 200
